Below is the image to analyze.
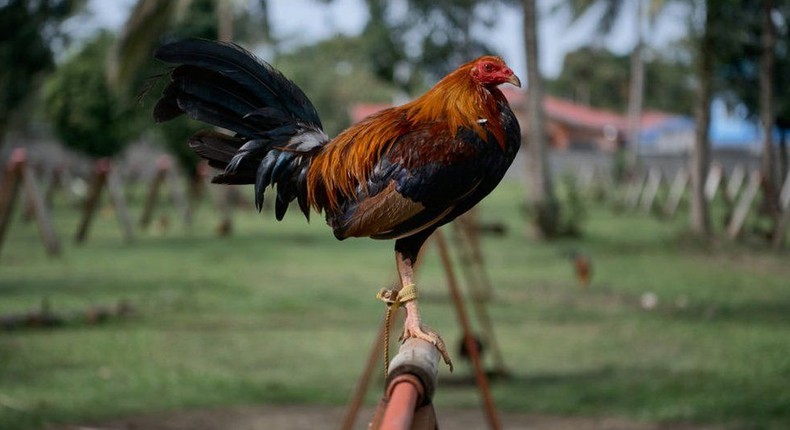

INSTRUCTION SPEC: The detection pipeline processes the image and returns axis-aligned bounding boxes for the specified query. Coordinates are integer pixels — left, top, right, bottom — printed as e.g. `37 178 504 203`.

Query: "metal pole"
369 338 439 430
435 230 502 430
339 315 386 430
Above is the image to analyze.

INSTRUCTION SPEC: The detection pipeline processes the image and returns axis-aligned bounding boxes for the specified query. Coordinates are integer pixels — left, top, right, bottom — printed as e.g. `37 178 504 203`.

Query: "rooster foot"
401 320 454 372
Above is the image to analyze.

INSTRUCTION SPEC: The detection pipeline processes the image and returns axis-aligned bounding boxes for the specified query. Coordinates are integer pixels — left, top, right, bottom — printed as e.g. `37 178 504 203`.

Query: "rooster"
153 39 521 368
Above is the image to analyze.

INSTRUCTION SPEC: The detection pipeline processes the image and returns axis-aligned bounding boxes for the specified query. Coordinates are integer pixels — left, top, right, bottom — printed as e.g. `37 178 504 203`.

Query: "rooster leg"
396 250 454 370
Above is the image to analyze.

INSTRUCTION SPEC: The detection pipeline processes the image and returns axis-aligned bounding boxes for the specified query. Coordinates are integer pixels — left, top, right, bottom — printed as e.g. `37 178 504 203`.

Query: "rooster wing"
331 102 520 241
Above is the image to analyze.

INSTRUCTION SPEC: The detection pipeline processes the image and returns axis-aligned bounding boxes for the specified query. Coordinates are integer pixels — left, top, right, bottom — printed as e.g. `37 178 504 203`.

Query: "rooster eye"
483 63 494 72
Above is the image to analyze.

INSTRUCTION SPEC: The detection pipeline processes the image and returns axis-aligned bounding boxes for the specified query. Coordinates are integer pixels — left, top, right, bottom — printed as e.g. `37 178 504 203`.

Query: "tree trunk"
759 0 778 219
522 0 559 238
217 0 234 42
624 0 645 180
779 128 788 182
691 0 713 237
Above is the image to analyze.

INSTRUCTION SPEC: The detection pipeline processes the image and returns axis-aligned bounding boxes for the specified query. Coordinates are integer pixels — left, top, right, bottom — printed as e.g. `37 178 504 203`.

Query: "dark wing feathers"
332 105 520 240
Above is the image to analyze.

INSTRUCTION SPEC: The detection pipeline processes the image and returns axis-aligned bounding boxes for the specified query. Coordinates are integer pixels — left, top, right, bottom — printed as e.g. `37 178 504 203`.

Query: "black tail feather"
154 39 328 220
155 39 322 130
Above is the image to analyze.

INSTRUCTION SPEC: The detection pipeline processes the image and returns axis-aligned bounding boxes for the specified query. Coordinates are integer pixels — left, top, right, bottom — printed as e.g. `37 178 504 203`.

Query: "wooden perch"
369 338 440 430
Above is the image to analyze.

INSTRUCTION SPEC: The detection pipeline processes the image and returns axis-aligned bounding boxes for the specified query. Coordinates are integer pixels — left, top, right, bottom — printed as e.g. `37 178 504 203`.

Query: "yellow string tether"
376 283 418 376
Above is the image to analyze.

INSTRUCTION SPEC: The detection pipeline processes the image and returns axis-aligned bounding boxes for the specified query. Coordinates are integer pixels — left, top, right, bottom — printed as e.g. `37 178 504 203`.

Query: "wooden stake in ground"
624 172 647 210
138 154 192 232
106 167 135 243
181 161 207 230
451 218 509 376
139 155 171 230
663 168 689 217
434 230 501 430
339 314 392 430
772 170 790 249
704 163 724 202
0 148 61 257
74 158 134 244
166 160 191 228
725 164 746 203
640 167 663 214
727 170 761 239
210 185 236 237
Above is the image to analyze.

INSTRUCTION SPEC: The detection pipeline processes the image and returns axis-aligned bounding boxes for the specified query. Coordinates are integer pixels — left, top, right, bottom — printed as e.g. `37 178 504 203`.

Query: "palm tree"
624 0 645 179
106 0 190 92
107 0 276 93
523 0 559 237
759 0 779 219
562 0 672 180
690 0 713 237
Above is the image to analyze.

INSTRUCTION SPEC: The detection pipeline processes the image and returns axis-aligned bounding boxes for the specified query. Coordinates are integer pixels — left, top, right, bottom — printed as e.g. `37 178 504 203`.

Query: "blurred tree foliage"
717 1 790 130
713 0 790 210
547 47 695 116
154 0 278 172
144 0 222 172
43 32 141 158
360 0 505 93
274 35 399 137
0 0 82 144
40 0 274 166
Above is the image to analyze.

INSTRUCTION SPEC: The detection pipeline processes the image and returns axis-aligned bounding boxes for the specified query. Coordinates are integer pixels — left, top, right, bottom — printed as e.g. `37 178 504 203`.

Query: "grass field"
1 180 789 430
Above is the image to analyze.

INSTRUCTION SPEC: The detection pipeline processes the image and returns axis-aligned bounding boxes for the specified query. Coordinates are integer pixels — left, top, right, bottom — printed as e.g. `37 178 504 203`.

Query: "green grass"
1 181 789 429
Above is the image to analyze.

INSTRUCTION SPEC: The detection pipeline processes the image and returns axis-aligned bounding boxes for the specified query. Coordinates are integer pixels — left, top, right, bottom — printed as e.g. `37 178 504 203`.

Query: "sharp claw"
402 323 454 371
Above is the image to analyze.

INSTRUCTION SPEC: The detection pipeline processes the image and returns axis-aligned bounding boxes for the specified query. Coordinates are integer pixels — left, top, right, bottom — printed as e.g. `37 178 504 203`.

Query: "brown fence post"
663 168 689 217
74 159 110 244
727 170 761 239
772 170 790 249
0 149 25 255
0 149 61 257
20 160 61 256
106 166 135 243
139 155 171 230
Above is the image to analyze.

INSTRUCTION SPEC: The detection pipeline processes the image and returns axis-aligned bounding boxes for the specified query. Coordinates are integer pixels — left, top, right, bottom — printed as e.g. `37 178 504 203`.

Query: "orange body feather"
306 56 509 213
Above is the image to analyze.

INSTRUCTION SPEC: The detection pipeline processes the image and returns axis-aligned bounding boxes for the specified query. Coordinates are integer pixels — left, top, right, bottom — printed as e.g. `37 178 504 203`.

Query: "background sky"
75 0 691 80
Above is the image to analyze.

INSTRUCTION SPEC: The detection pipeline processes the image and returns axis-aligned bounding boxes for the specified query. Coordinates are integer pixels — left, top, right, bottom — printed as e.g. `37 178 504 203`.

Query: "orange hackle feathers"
306 56 510 213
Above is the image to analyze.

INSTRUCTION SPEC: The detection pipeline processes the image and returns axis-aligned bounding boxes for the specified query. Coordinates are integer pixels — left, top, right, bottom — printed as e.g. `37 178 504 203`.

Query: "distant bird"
569 250 592 290
153 39 521 368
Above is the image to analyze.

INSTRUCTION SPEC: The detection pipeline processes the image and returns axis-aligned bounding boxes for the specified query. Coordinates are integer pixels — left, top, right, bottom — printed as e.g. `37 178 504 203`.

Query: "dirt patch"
49 404 723 430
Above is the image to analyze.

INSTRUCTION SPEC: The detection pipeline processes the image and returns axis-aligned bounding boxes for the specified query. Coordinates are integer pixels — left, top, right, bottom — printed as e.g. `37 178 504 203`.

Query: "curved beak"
507 73 522 88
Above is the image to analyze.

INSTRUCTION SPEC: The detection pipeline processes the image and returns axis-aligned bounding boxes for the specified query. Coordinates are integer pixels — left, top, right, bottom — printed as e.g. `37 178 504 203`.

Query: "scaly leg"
396 250 453 370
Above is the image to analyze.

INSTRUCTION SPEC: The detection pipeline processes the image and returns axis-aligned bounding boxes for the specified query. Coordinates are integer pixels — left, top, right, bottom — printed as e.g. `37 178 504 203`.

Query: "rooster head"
469 56 521 88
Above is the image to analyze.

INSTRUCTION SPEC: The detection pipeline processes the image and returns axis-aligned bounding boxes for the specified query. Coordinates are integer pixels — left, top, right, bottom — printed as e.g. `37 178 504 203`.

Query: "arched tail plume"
153 39 328 220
